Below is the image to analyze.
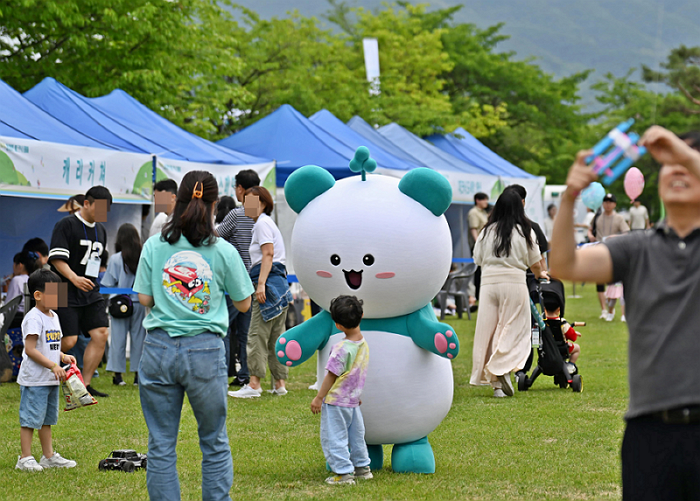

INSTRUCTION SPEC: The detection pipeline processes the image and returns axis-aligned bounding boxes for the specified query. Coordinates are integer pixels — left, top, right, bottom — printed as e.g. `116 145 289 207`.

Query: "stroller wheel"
571 374 583 393
516 372 528 392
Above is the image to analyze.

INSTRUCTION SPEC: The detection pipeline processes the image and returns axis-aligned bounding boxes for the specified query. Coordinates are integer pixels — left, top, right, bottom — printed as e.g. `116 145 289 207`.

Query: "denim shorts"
19 385 60 429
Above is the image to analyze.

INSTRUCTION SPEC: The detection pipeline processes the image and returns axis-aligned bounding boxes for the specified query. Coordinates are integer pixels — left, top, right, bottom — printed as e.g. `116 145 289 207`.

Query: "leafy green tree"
0 0 244 138
426 8 593 181
325 2 508 137
642 45 700 116
211 7 366 137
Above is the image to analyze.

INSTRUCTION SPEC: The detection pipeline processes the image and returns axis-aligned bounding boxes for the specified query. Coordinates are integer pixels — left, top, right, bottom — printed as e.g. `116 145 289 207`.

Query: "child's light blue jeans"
320 403 371 475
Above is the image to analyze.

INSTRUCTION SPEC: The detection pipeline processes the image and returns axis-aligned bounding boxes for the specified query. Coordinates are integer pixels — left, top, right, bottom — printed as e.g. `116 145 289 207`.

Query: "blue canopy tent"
217 104 370 187
308 110 424 172
25 77 270 166
377 123 485 175
426 127 534 178
346 116 429 166
1 79 115 149
0 79 147 271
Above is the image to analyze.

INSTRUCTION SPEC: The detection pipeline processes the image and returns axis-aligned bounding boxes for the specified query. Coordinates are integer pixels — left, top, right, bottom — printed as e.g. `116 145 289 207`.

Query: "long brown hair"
162 171 218 247
115 223 142 275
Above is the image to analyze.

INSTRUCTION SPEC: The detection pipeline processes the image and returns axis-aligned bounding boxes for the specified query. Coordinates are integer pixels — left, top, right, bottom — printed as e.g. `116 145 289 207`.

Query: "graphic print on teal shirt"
162 251 213 314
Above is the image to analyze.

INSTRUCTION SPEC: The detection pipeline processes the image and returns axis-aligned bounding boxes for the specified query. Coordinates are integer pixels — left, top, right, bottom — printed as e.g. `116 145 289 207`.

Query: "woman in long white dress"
471 190 547 397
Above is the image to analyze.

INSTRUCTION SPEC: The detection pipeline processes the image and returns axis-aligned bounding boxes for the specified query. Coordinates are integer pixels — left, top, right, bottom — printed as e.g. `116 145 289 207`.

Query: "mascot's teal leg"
390 437 435 474
367 444 384 471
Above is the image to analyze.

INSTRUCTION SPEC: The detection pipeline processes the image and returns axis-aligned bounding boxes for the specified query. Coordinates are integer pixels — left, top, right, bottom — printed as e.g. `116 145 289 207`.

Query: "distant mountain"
229 0 700 107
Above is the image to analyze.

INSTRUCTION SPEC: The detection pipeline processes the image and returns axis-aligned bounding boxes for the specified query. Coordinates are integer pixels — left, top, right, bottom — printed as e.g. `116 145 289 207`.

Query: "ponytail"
162 171 218 247
14 251 40 275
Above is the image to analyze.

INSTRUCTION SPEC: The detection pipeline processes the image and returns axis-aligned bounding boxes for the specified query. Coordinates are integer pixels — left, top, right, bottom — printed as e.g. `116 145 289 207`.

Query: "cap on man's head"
603 193 617 203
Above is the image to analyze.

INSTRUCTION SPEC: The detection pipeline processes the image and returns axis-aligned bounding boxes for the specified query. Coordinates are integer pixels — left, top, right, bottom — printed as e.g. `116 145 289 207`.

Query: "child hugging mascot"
276 147 459 474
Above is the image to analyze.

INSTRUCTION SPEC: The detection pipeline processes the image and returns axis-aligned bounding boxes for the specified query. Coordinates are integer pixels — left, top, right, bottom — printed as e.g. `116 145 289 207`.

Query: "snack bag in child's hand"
61 362 97 411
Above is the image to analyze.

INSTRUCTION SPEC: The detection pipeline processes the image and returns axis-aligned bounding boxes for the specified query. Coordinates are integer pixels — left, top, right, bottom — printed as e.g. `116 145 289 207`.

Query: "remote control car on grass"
98 449 147 472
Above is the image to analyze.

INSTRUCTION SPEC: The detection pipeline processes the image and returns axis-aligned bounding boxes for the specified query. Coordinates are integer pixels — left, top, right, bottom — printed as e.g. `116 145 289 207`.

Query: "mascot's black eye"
330 254 341 266
363 254 375 266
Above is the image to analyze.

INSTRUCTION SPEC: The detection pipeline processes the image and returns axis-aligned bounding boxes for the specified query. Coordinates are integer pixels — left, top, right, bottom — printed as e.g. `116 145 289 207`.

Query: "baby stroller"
516 278 584 393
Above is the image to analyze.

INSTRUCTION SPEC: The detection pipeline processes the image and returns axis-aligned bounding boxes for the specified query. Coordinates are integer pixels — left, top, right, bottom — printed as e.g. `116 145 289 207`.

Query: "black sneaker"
133 373 139 386
112 373 125 386
86 385 109 398
229 377 249 387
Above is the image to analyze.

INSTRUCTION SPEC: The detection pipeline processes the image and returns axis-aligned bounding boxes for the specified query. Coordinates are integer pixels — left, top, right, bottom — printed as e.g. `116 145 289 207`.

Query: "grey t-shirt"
605 223 700 419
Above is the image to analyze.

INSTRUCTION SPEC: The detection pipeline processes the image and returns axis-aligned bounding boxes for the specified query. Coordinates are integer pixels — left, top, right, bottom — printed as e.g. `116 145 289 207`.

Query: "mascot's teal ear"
398 168 452 216
284 165 335 213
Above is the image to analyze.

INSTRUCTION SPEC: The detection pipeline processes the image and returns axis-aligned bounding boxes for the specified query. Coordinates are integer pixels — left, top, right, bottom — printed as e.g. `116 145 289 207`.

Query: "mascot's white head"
286 147 453 319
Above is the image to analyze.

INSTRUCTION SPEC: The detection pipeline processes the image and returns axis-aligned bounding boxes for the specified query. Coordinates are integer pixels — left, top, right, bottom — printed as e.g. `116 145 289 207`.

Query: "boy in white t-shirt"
16 269 77 472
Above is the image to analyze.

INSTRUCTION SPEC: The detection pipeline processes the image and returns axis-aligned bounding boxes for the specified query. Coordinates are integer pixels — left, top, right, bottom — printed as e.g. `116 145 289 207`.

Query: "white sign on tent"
157 158 277 199
0 136 152 202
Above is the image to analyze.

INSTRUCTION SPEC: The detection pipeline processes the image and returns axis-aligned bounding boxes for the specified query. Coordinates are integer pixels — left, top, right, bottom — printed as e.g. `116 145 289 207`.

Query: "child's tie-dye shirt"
324 338 369 408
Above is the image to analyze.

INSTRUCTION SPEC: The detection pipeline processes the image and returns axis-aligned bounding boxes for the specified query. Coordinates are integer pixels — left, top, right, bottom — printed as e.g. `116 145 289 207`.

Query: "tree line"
2 0 699 216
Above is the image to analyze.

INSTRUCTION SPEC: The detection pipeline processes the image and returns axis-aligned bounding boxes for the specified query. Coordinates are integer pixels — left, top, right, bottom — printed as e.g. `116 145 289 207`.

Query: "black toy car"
98 449 147 472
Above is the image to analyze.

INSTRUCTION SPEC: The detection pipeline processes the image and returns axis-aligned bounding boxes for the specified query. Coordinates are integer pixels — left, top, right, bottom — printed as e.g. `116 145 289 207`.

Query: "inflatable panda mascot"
276 147 459 474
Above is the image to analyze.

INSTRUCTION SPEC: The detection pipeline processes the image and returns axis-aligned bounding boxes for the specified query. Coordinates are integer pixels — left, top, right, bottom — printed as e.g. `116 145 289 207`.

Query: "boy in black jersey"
48 186 112 398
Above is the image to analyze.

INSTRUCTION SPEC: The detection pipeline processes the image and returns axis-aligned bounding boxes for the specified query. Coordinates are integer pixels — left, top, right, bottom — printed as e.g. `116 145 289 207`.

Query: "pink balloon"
624 167 645 201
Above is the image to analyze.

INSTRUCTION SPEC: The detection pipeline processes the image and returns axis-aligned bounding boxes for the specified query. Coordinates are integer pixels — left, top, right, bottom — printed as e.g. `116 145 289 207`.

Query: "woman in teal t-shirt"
133 171 253 501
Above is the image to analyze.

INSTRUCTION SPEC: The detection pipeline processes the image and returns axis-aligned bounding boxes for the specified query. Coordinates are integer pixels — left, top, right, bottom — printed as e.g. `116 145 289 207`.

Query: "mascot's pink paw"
277 338 302 367
433 331 457 359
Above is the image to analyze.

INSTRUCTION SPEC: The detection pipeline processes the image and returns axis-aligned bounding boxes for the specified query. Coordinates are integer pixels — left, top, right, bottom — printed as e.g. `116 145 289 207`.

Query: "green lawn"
0 283 628 500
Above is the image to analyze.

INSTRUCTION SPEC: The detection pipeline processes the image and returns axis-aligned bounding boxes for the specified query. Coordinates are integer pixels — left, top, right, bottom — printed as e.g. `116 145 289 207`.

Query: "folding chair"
436 262 478 321
0 295 23 383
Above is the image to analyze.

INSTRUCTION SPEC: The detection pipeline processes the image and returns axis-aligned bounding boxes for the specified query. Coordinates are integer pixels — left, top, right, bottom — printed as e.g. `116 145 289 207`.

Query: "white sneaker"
599 309 608 319
621 315 626 323
606 309 615 322
15 456 43 471
228 384 262 398
497 373 514 396
39 452 76 468
493 389 507 398
267 386 288 396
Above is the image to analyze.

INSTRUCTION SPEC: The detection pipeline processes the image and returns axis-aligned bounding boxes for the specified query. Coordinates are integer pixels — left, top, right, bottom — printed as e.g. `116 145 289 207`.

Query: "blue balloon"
581 182 605 211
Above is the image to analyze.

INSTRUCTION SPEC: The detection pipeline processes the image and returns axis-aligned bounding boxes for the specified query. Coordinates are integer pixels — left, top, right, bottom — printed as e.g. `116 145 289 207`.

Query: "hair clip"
192 182 203 199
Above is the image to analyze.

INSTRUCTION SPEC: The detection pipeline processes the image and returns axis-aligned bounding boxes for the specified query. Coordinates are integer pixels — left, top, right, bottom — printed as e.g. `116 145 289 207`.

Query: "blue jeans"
320 403 371 475
139 329 232 501
224 296 251 380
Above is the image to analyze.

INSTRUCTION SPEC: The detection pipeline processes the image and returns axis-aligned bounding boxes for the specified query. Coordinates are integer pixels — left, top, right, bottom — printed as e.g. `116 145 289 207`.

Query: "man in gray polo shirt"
550 126 700 501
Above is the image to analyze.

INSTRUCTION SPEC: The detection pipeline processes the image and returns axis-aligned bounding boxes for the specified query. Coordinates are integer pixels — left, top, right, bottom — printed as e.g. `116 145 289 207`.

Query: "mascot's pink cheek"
375 272 395 279
316 271 333 278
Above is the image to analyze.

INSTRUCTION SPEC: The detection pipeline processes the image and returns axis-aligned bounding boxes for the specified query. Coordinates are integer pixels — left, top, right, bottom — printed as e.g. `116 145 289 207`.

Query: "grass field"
0 282 629 500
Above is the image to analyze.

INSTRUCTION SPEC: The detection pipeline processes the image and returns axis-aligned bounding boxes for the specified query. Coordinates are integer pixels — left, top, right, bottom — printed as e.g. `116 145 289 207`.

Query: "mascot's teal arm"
406 304 459 359
275 310 334 367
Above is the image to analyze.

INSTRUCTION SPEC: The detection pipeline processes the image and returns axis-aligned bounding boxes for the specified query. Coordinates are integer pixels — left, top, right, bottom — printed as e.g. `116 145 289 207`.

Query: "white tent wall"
0 195 142 277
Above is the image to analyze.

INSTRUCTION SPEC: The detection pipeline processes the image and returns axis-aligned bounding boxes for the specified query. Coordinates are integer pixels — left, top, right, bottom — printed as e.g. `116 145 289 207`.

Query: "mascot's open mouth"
343 269 363 290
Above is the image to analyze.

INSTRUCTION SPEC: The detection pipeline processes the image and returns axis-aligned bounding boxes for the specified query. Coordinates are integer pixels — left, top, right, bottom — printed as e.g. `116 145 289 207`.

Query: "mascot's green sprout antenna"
349 146 377 181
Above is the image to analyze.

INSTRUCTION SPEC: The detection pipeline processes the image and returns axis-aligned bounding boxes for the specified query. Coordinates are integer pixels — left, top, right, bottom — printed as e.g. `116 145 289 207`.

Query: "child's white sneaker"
228 384 262 398
621 315 626 323
493 388 507 398
325 473 355 485
354 466 373 479
39 452 76 468
15 456 43 471
599 309 608 319
606 309 615 322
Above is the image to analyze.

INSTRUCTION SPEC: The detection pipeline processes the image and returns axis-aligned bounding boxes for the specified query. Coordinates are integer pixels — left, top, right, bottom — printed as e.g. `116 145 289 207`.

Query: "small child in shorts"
310 295 371 485
16 269 77 471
